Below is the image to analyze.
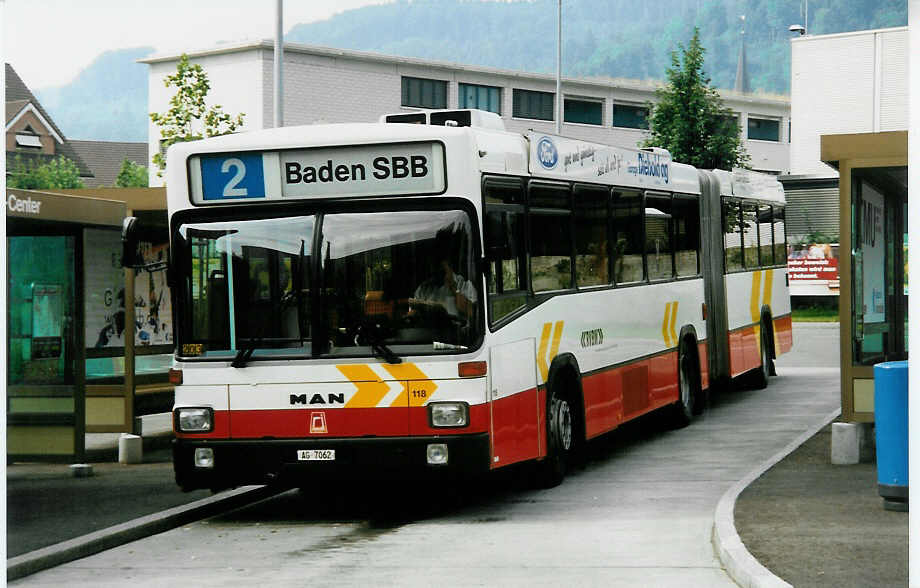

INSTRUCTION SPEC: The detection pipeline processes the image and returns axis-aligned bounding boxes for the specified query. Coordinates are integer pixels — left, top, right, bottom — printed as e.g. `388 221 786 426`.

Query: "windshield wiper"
231 337 262 368
355 322 402 365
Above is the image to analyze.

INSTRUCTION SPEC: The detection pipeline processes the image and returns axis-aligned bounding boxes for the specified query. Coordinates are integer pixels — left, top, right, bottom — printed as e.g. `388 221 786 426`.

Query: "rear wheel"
671 347 698 428
751 326 771 390
534 385 574 488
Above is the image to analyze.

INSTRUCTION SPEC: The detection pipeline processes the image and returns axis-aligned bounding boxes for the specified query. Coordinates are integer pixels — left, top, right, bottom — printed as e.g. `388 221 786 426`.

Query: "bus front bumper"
173 433 491 491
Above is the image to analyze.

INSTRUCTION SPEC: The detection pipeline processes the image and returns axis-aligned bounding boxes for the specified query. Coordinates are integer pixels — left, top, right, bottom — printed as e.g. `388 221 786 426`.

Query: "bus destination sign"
191 142 445 204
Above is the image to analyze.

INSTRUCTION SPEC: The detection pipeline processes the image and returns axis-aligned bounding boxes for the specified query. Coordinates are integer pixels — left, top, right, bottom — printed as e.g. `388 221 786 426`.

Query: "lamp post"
274 0 284 128
555 0 562 134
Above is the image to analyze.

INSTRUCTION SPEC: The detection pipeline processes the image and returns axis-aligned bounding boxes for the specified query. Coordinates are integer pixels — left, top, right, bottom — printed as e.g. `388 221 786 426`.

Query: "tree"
115 158 149 187
149 54 245 176
643 28 749 171
7 155 85 189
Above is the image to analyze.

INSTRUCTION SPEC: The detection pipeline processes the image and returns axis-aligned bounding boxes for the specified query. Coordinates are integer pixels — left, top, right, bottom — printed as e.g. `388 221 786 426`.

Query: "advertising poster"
861 184 885 323
84 229 173 348
786 243 840 296
32 283 63 359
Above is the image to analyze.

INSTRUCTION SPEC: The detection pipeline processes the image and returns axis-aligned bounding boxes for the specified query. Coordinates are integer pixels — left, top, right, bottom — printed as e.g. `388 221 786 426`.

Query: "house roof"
70 140 148 187
5 63 94 178
6 99 29 123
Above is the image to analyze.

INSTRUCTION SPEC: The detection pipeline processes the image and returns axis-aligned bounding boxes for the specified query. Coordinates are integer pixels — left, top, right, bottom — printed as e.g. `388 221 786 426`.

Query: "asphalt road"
12 324 840 587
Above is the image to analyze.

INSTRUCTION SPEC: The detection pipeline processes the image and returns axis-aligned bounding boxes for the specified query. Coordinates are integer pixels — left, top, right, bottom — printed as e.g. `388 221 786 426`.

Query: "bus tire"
534 383 574 488
751 325 772 390
670 345 699 428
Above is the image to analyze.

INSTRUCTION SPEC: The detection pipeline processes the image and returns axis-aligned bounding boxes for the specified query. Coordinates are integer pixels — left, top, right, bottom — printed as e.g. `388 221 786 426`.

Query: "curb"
712 407 841 588
83 434 175 463
7 484 287 581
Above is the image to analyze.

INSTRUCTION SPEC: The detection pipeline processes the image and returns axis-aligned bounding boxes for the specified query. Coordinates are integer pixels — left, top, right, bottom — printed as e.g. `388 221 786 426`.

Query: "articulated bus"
126 109 791 491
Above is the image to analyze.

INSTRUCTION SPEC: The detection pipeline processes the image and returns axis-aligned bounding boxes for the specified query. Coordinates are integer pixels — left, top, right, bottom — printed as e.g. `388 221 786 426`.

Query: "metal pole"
555 0 562 134
805 0 808 35
274 0 284 128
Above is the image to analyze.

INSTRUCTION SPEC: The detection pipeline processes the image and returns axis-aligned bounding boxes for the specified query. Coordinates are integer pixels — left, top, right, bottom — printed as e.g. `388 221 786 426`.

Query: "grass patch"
792 307 839 322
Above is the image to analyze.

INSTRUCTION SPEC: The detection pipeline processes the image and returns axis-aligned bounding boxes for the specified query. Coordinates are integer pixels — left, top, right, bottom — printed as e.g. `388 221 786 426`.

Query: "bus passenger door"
489 338 540 467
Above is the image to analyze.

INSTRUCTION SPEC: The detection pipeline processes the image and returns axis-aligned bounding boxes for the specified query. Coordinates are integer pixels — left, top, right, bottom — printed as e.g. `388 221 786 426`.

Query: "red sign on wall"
787 244 840 295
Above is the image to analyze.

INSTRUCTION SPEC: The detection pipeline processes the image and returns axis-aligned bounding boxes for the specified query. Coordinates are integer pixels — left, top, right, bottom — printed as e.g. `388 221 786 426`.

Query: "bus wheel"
670 347 697 428
751 327 771 390
534 385 573 488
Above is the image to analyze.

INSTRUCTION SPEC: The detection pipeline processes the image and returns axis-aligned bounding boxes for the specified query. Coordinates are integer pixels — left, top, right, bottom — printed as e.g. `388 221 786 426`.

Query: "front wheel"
533 386 574 488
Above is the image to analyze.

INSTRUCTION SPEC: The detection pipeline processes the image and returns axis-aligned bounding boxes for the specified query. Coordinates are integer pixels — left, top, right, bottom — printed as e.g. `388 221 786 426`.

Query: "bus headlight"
429 402 469 428
176 407 213 433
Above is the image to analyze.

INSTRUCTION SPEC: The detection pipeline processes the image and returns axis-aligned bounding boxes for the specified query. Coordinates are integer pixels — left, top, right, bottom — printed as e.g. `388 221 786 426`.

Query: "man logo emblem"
310 412 328 434
537 137 558 170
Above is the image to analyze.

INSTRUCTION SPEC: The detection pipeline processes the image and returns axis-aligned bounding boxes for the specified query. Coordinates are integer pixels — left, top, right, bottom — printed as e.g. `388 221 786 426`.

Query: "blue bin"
874 360 909 511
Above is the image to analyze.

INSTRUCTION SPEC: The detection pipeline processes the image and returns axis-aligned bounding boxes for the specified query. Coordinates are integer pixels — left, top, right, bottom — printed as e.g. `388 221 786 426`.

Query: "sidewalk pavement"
6 359 908 585
6 413 281 581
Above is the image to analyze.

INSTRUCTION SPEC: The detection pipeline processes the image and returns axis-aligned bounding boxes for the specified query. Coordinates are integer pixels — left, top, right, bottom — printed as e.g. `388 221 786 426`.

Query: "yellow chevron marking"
750 270 763 353
662 302 673 347
537 322 553 382
337 364 391 408
669 300 679 345
382 363 438 407
763 269 776 352
549 321 564 361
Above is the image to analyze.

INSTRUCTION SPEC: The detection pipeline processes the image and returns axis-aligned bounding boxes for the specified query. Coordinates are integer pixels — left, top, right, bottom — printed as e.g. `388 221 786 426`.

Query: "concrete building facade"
142 41 791 186
789 26 908 176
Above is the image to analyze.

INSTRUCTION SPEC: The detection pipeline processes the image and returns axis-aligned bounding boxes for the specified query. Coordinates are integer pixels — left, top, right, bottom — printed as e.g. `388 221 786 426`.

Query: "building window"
459 83 501 114
748 117 780 141
513 89 554 121
564 98 603 125
15 133 42 148
612 103 649 129
401 77 447 109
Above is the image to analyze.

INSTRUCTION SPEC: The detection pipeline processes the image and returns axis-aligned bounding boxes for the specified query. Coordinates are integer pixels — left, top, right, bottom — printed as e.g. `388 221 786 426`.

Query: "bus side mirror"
122 216 169 273
122 216 143 268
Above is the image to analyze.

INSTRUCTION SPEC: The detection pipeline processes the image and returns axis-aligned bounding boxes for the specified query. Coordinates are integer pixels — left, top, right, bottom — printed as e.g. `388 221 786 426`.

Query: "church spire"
734 15 750 93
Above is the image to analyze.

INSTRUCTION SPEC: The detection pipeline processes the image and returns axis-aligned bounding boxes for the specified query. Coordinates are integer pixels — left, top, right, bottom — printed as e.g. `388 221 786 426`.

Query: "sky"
2 0 389 91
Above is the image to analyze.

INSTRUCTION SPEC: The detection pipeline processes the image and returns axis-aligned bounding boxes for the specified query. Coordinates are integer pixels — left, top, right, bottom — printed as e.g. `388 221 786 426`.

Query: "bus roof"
165 114 742 207
711 168 786 203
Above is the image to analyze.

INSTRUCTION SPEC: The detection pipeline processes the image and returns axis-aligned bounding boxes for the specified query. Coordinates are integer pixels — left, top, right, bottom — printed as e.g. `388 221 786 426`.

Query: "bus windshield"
175 208 480 361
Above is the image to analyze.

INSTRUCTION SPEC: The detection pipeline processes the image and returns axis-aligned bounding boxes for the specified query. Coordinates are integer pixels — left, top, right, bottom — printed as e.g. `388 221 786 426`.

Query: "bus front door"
489 339 540 467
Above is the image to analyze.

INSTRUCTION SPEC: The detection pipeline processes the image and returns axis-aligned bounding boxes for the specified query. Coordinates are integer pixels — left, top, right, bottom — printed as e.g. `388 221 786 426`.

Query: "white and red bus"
125 109 791 490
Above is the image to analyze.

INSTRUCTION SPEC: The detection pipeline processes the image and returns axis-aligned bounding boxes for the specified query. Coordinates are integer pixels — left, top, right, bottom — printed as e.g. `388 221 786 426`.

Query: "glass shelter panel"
851 167 908 365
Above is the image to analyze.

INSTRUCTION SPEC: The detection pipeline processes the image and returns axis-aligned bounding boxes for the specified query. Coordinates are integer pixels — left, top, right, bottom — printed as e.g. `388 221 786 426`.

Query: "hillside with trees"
287 0 905 95
29 0 904 141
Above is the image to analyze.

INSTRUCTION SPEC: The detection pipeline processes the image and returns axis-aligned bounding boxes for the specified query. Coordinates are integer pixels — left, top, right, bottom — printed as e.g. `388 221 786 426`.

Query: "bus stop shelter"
821 131 907 422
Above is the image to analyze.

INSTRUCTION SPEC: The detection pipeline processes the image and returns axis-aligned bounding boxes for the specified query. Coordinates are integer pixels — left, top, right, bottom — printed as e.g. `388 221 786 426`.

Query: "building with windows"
141 41 790 186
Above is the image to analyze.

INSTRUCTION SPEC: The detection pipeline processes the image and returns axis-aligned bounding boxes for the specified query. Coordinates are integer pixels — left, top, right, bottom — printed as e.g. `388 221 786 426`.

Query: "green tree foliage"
115 158 149 187
149 54 244 176
7 155 85 189
643 29 749 171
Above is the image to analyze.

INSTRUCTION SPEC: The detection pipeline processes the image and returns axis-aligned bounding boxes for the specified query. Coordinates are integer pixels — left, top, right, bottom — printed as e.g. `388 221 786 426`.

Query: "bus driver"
408 230 477 321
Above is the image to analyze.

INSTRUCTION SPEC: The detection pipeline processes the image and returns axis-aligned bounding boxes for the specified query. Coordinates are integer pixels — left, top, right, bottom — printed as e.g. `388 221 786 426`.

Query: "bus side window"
645 194 674 281
612 190 645 284
758 203 774 266
741 202 759 268
484 178 528 323
673 195 701 277
528 182 573 293
573 184 610 287
773 205 786 264
723 199 743 272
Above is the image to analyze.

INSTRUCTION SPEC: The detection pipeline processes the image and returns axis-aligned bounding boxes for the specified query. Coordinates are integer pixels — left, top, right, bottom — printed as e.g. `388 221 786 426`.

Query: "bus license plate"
297 449 335 461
